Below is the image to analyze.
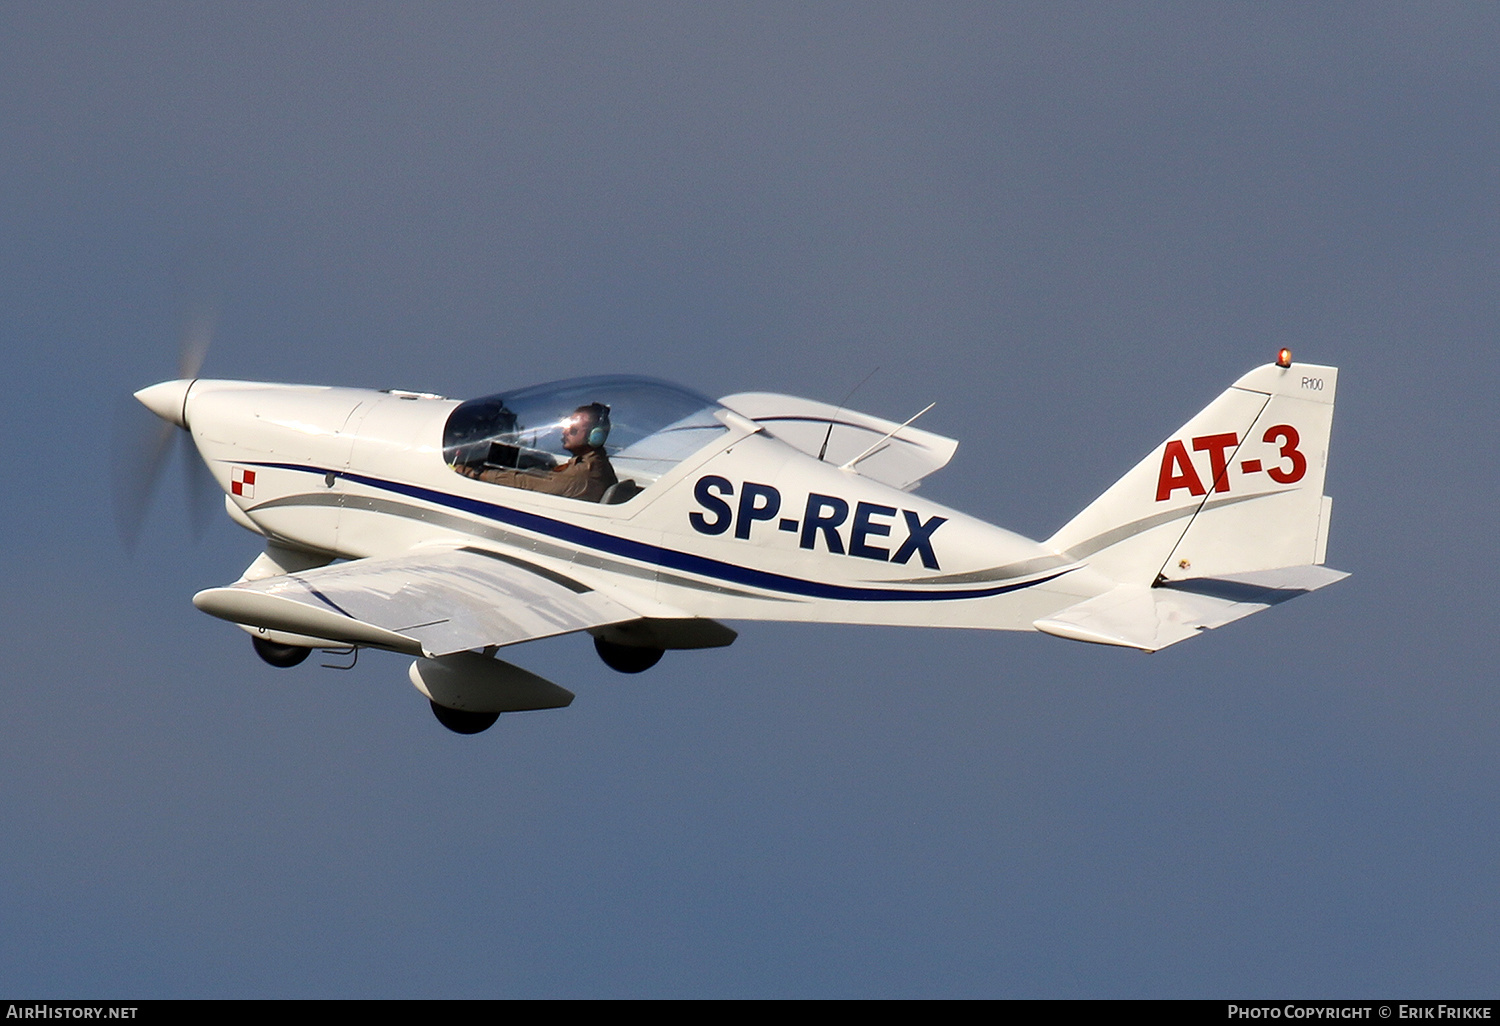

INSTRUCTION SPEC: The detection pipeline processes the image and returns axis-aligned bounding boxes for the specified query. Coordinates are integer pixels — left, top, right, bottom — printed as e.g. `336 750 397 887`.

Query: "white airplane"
130 350 1346 734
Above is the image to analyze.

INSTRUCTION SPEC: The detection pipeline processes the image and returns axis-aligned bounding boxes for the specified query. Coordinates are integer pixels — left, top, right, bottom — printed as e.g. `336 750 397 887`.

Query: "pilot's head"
561 403 611 455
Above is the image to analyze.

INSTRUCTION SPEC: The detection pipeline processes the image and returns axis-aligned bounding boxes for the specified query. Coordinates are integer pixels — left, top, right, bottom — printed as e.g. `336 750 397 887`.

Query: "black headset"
581 403 611 448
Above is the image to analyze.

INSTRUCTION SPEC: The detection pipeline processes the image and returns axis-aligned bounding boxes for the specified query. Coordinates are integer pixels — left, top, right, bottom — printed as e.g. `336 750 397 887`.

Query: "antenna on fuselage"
837 402 936 473
817 365 881 462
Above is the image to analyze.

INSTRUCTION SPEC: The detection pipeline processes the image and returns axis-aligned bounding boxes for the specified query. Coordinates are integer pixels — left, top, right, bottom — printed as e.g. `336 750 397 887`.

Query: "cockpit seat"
601 479 641 505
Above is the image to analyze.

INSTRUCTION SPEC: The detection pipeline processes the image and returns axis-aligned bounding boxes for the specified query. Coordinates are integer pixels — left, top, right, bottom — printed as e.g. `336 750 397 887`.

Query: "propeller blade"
184 436 221 540
116 300 220 550
112 394 178 550
178 303 216 381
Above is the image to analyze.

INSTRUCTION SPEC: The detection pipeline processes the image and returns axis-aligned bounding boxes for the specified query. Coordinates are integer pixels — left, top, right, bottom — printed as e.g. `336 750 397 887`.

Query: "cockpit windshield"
443 375 729 503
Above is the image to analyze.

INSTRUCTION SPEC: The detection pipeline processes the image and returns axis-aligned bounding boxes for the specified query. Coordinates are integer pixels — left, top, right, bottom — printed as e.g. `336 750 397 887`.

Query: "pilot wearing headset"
458 402 618 502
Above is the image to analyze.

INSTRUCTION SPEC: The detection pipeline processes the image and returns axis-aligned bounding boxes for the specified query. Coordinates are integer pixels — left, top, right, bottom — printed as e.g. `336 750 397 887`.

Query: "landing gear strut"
594 637 664 674
252 635 311 668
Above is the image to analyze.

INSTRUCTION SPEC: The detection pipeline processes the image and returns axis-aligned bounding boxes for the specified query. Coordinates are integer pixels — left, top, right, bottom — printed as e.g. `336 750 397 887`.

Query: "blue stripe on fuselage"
244 462 1072 603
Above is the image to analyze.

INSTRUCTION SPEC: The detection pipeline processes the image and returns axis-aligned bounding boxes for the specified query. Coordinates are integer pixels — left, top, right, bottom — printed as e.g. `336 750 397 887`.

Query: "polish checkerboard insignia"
230 466 256 498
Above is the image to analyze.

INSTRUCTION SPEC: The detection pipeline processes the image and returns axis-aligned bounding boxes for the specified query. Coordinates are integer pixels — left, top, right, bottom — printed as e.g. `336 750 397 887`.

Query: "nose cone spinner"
134 379 194 428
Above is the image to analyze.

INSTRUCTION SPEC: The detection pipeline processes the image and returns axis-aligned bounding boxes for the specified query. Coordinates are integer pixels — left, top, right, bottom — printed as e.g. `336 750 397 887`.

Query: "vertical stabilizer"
1045 360 1338 585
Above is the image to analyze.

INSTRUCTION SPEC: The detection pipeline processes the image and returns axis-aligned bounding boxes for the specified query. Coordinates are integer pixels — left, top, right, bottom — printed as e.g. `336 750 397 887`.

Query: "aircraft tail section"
1045 358 1339 586
1033 564 1348 652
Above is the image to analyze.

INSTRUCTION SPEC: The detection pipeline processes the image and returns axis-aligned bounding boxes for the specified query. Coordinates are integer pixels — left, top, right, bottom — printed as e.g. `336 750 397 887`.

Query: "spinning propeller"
114 307 222 549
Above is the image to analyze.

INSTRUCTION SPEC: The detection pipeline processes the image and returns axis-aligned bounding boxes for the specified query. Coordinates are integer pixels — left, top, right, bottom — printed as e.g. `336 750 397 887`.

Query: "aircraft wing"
718 392 958 491
193 546 645 658
1032 564 1349 652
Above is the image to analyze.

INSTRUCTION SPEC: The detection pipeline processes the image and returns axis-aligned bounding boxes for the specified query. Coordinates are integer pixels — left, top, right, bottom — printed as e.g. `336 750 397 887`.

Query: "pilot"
459 402 618 502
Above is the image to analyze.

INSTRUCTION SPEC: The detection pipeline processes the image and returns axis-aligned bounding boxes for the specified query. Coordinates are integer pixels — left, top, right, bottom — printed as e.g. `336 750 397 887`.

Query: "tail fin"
1046 358 1338 585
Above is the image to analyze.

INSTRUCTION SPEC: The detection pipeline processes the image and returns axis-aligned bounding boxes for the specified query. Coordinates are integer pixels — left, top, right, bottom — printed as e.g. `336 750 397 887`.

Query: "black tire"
429 701 500 735
594 637 664 674
252 635 311 668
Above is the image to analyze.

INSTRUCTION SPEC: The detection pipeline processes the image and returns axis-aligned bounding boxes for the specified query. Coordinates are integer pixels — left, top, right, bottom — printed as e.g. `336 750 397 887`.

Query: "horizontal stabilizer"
1033 564 1348 652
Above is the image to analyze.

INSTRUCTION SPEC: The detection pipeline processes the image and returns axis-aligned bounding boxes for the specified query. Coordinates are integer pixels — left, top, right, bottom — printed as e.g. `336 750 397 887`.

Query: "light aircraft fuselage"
133 359 1346 733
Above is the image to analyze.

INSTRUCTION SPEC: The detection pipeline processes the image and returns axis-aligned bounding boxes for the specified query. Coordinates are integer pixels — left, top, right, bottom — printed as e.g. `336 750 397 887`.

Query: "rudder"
1046 358 1338 586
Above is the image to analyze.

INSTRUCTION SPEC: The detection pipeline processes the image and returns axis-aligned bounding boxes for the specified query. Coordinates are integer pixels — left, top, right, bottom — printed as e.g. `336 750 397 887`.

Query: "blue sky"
2 3 1496 997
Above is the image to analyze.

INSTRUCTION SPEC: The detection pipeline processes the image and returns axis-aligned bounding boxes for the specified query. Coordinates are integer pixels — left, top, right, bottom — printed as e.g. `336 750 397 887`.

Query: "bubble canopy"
442 375 730 494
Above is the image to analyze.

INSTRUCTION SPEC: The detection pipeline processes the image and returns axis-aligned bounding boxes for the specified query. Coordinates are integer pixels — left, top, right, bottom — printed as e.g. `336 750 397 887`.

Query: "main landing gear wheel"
252 635 311 668
594 637 665 674
429 701 501 735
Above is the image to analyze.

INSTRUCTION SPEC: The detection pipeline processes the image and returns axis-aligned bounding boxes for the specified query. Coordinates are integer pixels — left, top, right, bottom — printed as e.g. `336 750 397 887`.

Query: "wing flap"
1033 564 1348 652
195 546 643 657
